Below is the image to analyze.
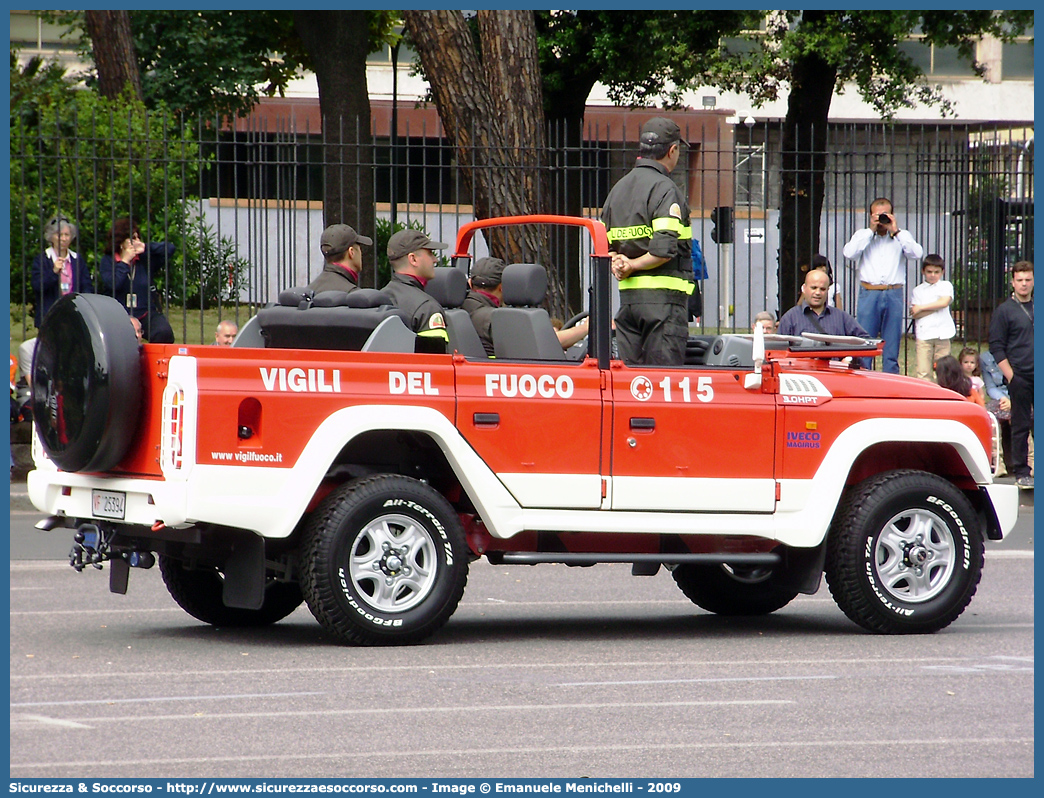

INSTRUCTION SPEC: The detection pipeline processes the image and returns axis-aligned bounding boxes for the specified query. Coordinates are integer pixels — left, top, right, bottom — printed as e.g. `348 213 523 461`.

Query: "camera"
877 213 891 224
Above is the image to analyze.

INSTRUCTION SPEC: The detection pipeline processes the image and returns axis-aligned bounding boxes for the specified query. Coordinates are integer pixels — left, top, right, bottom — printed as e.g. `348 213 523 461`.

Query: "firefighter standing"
601 117 694 366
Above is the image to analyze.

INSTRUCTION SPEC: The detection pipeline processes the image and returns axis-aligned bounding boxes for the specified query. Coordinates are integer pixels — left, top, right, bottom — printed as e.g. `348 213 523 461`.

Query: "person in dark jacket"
382 229 449 352
29 214 93 328
306 223 373 294
601 117 695 366
98 217 176 343
463 256 591 357
988 261 1034 489
778 269 868 338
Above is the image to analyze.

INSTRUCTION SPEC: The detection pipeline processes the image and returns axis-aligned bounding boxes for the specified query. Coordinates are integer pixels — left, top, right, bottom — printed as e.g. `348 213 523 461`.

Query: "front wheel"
672 562 799 615
825 470 983 634
299 474 469 646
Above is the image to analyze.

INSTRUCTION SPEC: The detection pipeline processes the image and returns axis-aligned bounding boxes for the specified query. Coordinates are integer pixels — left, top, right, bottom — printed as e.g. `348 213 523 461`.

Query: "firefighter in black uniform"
601 117 694 366
462 256 507 357
382 229 450 352
306 224 372 294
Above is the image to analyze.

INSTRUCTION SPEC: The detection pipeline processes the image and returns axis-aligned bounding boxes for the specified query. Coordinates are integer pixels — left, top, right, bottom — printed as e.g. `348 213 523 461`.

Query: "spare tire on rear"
32 294 142 472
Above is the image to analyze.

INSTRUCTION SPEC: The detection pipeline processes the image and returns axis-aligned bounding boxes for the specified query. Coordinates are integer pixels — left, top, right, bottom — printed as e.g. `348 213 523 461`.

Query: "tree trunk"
778 42 836 313
404 10 565 313
84 10 143 101
293 11 375 270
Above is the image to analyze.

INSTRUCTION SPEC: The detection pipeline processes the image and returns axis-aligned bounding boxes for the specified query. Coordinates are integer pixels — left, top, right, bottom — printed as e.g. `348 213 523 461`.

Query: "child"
958 347 987 405
910 254 955 381
935 355 985 407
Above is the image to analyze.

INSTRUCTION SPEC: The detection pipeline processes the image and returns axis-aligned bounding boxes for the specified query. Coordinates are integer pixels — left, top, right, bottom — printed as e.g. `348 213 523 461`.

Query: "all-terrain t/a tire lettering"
825 469 984 634
299 474 469 646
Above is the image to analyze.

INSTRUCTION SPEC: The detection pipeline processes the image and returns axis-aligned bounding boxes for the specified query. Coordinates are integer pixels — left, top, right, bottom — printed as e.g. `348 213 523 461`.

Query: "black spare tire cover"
32 294 142 472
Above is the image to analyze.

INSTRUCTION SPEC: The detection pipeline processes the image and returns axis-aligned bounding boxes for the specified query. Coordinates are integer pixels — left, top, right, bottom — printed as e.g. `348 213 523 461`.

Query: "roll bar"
451 215 612 369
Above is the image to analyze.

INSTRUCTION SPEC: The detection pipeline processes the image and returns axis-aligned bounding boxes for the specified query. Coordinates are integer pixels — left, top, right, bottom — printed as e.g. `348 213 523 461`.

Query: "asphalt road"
8 504 1035 779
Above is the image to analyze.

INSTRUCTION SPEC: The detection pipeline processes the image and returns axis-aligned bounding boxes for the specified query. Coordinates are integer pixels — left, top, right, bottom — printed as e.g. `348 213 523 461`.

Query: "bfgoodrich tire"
158 556 304 627
31 294 142 472
825 469 983 634
672 562 800 615
299 474 469 646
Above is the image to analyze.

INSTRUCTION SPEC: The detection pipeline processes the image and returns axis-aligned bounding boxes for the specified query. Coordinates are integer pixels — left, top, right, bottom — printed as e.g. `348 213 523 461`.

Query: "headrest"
501 263 547 307
278 287 313 307
426 267 468 308
345 288 394 308
311 290 351 308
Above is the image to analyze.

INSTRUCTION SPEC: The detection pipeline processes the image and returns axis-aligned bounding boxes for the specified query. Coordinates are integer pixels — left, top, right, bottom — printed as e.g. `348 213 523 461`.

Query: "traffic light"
710 205 734 244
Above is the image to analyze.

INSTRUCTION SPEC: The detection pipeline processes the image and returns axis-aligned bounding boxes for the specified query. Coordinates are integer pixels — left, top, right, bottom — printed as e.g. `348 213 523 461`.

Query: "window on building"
897 39 979 78
1003 28 1034 80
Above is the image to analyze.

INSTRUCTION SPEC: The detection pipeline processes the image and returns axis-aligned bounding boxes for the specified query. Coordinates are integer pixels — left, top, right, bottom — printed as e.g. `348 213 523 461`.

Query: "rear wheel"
158 556 304 627
299 474 469 646
825 469 983 634
672 562 799 615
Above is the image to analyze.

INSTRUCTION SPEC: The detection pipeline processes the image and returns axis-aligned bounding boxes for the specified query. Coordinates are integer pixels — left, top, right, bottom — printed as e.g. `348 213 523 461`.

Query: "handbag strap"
806 308 829 335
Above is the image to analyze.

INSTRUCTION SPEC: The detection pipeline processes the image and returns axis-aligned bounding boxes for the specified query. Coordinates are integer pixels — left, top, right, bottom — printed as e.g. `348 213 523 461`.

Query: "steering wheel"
561 311 589 330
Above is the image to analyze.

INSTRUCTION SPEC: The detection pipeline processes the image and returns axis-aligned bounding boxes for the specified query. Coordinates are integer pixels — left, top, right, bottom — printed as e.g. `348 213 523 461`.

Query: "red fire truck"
28 216 1016 645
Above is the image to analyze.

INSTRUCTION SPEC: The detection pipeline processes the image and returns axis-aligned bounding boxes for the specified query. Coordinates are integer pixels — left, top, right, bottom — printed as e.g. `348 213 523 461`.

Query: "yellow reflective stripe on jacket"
618 275 695 294
418 328 450 341
651 217 692 240
607 225 653 242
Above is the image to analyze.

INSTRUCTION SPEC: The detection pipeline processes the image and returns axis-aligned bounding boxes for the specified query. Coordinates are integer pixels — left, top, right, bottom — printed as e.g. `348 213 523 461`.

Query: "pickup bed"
28 215 1018 645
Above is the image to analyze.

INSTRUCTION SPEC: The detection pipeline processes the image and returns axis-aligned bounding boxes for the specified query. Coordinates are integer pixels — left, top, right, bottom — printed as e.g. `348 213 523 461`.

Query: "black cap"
387 229 448 261
640 117 682 147
470 257 507 288
320 224 372 258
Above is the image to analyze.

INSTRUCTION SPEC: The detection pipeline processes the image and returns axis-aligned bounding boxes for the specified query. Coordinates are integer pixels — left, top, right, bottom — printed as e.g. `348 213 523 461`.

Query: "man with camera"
842 198 923 373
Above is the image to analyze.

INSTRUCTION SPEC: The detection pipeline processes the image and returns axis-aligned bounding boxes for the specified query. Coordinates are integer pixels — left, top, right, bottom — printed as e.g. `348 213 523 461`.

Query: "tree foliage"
40 10 309 121
534 11 759 124
710 11 1034 120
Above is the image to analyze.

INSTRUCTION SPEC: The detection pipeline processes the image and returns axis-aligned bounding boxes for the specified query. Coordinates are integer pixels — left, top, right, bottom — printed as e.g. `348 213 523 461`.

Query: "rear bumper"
28 469 190 531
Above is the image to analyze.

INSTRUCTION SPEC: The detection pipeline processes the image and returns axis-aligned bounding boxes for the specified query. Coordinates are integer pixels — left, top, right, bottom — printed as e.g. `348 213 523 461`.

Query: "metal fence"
10 112 1033 357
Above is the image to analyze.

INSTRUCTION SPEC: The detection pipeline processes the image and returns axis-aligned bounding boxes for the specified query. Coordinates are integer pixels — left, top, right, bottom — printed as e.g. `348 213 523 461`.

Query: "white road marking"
11 737 1035 771
10 713 92 729
984 550 1034 557
30 699 796 725
10 691 324 708
10 608 185 615
554 674 839 687
10 655 1031 682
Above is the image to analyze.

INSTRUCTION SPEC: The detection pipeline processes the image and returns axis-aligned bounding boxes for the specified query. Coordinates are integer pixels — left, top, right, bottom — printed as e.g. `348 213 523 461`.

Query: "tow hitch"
70 523 156 593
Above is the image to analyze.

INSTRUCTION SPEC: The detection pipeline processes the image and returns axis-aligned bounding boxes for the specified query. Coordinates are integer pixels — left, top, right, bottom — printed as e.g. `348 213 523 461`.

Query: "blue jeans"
857 286 904 373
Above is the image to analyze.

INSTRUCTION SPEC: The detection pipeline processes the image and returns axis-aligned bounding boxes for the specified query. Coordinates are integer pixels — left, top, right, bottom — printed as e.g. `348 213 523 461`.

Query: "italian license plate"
92 489 126 520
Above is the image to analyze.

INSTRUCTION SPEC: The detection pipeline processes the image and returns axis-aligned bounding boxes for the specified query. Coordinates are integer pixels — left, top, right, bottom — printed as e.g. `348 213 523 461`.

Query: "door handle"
473 412 500 427
629 417 655 431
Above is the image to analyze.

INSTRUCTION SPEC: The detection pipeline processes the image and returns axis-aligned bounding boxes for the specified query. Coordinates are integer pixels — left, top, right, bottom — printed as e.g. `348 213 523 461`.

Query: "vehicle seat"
426 267 488 358
360 315 417 353
703 335 754 367
490 263 564 360
257 288 410 351
231 314 265 348
684 335 713 365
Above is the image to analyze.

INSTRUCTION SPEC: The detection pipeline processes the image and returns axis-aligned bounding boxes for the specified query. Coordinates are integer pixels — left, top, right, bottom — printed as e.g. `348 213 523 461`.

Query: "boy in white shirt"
910 253 955 381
